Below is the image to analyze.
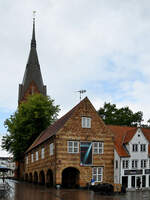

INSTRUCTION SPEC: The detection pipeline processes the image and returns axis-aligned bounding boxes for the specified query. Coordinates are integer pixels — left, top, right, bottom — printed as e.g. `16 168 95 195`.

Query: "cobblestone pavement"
1 180 150 200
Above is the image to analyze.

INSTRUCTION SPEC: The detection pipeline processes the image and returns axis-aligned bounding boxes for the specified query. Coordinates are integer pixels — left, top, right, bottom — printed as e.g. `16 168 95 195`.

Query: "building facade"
109 125 150 190
0 157 15 178
24 97 114 188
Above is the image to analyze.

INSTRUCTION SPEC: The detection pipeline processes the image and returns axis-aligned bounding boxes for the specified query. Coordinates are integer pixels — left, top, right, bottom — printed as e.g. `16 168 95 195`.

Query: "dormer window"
82 117 91 128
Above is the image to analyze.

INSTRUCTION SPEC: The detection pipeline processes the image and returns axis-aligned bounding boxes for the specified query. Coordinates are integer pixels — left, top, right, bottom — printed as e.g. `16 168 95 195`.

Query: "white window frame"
36 151 38 161
31 153 34 163
41 148 45 159
50 143 54 156
82 117 91 128
132 160 138 168
26 156 28 164
132 144 138 152
92 167 103 182
67 141 79 153
93 142 104 154
122 160 129 169
141 159 147 168
140 144 146 152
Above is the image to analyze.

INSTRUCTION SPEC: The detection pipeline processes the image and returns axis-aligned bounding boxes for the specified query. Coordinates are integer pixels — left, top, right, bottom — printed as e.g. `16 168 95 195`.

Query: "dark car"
92 183 114 195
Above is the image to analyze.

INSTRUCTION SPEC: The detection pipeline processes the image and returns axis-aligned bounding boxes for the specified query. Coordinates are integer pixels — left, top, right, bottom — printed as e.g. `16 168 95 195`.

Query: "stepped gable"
26 97 88 153
18 18 46 103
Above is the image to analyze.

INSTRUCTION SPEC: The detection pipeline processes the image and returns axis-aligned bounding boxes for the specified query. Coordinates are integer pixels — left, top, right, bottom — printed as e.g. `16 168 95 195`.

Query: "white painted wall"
114 149 120 184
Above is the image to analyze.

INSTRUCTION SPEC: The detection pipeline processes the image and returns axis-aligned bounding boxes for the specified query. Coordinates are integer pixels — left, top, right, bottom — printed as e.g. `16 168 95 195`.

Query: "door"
142 175 146 187
131 176 135 188
122 176 128 188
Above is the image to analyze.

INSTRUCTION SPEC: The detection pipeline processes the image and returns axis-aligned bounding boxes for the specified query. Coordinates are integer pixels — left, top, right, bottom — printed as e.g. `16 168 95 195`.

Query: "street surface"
1 180 150 200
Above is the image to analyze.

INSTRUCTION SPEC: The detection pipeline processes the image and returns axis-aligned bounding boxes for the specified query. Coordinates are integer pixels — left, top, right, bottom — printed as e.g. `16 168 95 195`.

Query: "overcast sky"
1 0 150 155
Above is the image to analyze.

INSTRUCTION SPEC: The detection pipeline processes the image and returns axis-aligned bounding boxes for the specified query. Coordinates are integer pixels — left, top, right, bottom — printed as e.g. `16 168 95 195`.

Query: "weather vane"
77 90 86 101
33 11 36 22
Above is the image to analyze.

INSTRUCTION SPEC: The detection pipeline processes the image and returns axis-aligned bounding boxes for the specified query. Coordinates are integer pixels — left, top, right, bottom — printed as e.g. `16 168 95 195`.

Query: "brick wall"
24 98 114 187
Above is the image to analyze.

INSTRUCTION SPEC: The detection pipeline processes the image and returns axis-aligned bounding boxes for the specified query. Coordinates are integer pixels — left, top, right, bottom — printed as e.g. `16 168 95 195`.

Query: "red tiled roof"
108 125 136 157
108 125 150 157
123 128 137 143
26 97 87 153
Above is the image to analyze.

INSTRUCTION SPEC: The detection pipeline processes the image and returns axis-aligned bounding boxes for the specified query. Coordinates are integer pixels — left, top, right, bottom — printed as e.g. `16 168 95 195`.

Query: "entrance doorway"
122 176 128 188
142 175 146 187
131 176 135 188
62 167 80 188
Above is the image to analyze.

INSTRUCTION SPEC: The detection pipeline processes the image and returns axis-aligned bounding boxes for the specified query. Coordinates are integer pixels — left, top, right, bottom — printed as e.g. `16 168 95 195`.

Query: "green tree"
98 102 143 126
2 94 60 161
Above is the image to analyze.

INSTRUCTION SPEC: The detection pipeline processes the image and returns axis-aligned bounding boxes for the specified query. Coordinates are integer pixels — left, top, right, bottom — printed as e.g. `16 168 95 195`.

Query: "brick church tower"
16 17 47 179
18 17 47 104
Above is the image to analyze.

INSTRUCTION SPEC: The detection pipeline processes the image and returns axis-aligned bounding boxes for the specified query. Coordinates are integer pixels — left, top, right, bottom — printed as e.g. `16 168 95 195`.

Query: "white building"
109 125 150 190
0 157 15 178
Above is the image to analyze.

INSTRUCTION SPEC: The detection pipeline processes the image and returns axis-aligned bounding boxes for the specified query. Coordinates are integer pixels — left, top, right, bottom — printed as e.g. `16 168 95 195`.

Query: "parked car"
92 183 114 195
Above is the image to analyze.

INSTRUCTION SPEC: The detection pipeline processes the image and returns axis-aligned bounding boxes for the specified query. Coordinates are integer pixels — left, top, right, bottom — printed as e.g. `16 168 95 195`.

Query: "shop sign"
145 169 150 174
124 170 143 175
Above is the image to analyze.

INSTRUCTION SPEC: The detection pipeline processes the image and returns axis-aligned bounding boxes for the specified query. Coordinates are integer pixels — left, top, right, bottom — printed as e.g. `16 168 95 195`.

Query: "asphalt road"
1 180 150 200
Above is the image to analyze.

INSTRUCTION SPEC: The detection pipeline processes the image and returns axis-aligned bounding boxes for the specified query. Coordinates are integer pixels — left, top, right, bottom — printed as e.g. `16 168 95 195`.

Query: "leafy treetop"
98 102 143 126
2 93 60 161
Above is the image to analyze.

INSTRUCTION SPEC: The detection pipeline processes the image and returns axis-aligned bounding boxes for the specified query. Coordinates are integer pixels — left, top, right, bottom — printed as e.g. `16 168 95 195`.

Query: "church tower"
18 17 47 104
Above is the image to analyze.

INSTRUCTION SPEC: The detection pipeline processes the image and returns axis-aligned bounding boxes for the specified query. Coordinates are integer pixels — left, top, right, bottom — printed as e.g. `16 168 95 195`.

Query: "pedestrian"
137 177 141 190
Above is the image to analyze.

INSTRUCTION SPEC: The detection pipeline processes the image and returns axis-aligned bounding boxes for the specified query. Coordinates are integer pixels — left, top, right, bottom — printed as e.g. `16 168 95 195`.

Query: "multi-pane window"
141 160 147 168
93 142 104 154
122 160 129 169
140 144 146 152
41 148 45 159
132 160 138 168
31 154 34 163
36 151 38 161
26 156 28 164
132 144 138 152
82 117 91 128
68 141 79 153
92 167 103 182
50 143 54 156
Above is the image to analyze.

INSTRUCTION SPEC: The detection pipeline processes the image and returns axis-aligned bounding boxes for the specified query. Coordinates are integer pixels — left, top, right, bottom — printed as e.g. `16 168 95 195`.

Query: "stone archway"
39 170 45 185
62 167 80 188
33 171 38 184
46 169 53 187
29 172 32 183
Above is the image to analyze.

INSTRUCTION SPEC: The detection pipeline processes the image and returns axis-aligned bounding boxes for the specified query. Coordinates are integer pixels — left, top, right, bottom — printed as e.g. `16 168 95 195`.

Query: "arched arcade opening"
46 169 53 187
62 167 80 188
29 172 32 183
25 173 28 181
39 170 45 185
33 171 38 184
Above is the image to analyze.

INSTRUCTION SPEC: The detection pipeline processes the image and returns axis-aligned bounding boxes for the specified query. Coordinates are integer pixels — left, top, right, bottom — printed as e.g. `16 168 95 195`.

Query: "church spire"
31 13 36 48
18 13 47 104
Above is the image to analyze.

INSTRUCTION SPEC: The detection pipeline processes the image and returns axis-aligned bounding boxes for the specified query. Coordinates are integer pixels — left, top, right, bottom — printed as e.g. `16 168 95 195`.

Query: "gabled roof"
108 125 150 157
26 97 88 153
108 125 134 157
18 19 46 102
